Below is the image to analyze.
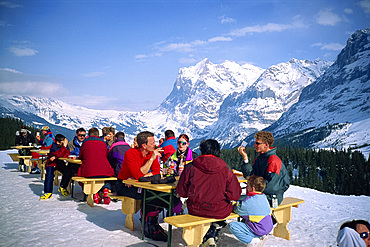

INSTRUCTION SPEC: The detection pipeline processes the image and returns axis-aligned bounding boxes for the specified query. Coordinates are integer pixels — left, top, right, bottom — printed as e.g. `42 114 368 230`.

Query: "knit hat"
41 126 50 131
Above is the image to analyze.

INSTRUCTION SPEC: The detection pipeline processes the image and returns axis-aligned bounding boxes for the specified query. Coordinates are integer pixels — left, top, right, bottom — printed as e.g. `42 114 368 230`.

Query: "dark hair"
55 134 66 143
137 131 154 147
88 127 99 136
165 130 175 139
247 175 266 192
199 139 220 157
102 126 115 135
76 128 86 134
178 134 190 142
340 220 370 231
115 131 125 139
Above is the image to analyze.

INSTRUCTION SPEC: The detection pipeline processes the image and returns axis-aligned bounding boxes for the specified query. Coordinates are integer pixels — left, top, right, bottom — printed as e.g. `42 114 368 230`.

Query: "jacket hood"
192 155 227 174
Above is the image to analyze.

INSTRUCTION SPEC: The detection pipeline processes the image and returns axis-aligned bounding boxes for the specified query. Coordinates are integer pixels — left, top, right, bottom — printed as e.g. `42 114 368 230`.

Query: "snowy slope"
1 150 370 247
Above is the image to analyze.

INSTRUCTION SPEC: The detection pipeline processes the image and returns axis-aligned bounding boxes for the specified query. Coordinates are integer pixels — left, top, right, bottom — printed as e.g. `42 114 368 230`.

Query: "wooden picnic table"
122 179 177 247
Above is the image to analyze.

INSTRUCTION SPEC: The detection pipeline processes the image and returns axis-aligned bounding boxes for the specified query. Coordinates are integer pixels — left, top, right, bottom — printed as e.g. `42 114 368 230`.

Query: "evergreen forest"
221 146 370 196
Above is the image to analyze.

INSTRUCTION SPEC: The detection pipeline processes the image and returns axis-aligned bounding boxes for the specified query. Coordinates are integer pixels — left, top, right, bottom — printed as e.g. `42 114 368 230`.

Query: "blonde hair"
254 131 274 147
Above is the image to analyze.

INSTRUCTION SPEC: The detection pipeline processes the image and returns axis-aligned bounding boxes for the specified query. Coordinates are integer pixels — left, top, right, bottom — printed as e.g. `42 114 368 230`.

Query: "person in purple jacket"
107 131 131 176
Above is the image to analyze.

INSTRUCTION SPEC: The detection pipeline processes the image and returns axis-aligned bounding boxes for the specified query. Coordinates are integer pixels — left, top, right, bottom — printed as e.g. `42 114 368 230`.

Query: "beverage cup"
36 132 40 137
29 143 32 146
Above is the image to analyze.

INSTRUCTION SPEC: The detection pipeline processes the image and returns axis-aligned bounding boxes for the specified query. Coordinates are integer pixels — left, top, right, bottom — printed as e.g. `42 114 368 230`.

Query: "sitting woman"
165 133 198 176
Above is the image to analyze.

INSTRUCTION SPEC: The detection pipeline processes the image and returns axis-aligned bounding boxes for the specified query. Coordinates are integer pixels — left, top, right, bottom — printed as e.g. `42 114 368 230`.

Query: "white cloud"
315 9 341 26
80 72 104 77
0 81 68 95
9 46 38 56
219 15 236 24
208 36 232 42
178 57 197 64
0 1 22 8
0 68 22 74
229 16 306 37
311 42 344 51
344 8 353 14
134 52 162 60
359 0 370 13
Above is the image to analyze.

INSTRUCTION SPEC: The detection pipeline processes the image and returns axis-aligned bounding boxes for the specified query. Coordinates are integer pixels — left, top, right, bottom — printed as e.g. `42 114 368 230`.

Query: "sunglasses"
177 141 187 146
255 141 265 145
78 134 86 137
360 231 370 239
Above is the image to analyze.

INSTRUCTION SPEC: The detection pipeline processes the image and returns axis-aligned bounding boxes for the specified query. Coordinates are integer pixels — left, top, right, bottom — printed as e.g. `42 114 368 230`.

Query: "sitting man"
15 126 36 171
78 127 115 205
238 131 290 206
67 127 86 156
15 126 36 147
176 139 242 246
116 131 179 242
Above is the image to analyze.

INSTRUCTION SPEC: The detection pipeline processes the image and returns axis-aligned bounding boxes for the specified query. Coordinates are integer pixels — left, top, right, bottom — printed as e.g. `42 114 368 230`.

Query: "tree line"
2 116 369 196
221 145 370 196
0 116 38 150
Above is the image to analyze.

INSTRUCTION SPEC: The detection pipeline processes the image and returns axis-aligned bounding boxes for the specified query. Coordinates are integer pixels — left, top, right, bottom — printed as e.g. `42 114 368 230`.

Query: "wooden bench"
164 197 304 246
108 193 141 231
18 156 33 172
271 197 304 240
8 153 20 162
71 177 117 207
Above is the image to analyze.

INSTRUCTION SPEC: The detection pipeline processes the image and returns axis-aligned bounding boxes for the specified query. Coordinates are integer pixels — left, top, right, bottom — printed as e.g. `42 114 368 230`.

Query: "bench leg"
182 223 210 247
273 206 292 240
121 198 141 231
83 181 105 207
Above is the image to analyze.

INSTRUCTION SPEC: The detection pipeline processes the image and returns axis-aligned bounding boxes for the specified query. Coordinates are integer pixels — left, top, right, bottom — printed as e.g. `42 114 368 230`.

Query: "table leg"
142 189 147 240
167 189 174 247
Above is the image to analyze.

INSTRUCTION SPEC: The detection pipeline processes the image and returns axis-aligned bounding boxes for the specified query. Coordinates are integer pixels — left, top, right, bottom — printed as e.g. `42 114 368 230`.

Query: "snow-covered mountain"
207 58 332 148
261 27 370 155
1 28 369 157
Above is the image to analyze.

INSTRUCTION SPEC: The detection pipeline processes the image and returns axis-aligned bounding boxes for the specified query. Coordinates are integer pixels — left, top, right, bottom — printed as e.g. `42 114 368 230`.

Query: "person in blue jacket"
159 129 177 163
67 128 86 156
229 175 273 245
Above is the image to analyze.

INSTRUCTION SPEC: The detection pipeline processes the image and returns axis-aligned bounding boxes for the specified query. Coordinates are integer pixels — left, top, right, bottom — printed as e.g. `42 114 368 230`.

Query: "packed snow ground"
1 150 369 247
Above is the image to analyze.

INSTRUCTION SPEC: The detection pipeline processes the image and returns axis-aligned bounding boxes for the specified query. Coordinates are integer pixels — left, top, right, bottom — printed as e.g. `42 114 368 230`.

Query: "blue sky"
0 0 369 111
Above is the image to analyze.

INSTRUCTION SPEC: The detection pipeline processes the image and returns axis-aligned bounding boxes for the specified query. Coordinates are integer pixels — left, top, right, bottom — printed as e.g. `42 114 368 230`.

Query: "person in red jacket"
116 131 180 242
40 134 70 200
176 139 242 246
78 127 114 204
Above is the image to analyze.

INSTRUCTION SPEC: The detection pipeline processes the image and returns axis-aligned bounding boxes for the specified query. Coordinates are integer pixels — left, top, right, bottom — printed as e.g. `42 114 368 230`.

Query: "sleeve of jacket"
241 161 253 178
176 163 192 198
53 146 70 158
225 169 242 201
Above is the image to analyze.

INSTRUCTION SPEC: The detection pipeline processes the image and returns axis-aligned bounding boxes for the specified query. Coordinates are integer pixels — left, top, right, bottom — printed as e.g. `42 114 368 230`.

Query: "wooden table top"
122 179 177 193
59 157 82 164
11 146 35 149
30 149 50 155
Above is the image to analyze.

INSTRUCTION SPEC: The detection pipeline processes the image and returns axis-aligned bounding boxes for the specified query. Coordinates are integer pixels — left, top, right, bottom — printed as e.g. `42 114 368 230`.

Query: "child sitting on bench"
229 175 273 245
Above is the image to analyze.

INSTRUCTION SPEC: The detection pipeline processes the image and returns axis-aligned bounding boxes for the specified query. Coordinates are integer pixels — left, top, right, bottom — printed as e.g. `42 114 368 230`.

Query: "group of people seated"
15 125 370 246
